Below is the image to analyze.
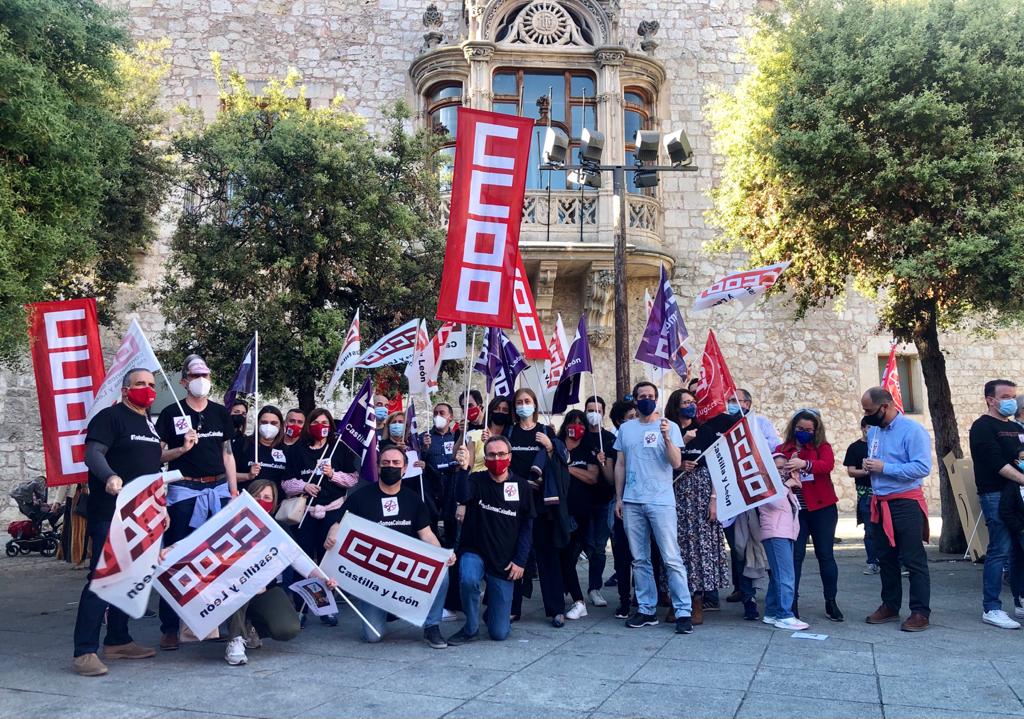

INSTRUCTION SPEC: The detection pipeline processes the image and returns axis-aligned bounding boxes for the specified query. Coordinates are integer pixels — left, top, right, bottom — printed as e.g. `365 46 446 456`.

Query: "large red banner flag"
881 343 905 413
696 329 737 422
512 253 549 359
437 108 535 329
26 299 106 486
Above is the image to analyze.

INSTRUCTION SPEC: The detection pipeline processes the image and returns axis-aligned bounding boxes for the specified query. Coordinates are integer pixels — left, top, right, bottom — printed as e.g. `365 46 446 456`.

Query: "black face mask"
863 406 886 427
231 414 246 432
379 467 403 486
490 411 510 427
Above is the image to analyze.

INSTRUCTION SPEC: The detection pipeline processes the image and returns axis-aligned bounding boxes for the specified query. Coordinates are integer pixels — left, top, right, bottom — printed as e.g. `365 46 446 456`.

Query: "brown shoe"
72 653 108 677
691 595 704 626
159 633 180 651
664 608 676 623
900 611 929 632
865 604 900 624
104 642 156 660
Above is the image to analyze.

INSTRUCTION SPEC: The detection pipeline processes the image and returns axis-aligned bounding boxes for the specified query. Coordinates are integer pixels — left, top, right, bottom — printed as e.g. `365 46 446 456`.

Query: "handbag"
275 495 308 525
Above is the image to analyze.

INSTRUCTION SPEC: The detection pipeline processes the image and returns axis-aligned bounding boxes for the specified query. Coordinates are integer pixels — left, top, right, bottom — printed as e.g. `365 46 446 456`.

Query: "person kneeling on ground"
448 436 535 643
324 446 456 648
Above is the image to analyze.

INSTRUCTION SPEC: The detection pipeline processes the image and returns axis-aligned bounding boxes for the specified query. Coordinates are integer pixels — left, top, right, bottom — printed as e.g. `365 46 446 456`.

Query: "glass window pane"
571 105 596 139
431 105 458 138
492 72 517 96
526 125 546 189
570 75 595 98
437 147 456 192
624 110 643 146
523 72 565 122
431 85 461 102
625 150 640 193
493 102 518 116
624 91 645 107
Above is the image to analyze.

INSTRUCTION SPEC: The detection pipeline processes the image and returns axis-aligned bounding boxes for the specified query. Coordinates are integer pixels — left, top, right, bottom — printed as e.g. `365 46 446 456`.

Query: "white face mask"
433 415 448 431
586 411 602 427
187 377 211 398
258 423 279 440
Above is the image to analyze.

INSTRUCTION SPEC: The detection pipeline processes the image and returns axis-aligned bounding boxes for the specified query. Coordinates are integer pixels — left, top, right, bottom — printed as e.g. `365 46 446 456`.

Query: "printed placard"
503 482 520 502
643 431 659 448
173 415 193 436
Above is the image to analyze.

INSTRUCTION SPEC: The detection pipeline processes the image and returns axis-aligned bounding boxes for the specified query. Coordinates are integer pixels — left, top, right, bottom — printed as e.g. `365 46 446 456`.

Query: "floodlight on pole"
579 128 605 164
542 127 569 166
635 131 661 164
664 129 694 167
633 170 659 188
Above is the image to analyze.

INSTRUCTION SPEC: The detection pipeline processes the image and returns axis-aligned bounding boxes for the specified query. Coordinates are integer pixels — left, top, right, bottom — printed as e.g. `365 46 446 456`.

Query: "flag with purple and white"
337 377 376 458
224 334 256 409
551 315 592 413
405 399 421 454
474 327 527 397
635 266 692 379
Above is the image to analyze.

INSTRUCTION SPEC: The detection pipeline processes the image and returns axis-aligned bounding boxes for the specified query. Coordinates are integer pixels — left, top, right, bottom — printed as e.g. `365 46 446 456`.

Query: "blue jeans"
585 501 613 591
794 504 839 602
856 493 878 565
622 502 692 617
459 552 513 640
763 537 796 620
355 572 449 642
980 492 1015 612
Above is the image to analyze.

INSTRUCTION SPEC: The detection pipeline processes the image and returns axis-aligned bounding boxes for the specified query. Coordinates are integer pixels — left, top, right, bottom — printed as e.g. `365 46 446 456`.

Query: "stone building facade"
2 0 1021 522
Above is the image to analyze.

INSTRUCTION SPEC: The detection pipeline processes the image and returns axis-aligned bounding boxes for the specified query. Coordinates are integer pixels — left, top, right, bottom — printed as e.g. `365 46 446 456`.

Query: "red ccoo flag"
696 329 737 421
512 253 549 360
881 344 905 413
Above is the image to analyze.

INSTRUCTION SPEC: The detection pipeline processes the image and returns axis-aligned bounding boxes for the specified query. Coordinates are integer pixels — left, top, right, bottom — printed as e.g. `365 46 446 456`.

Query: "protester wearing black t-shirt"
229 399 251 467
583 395 617 606
968 380 1024 628
237 405 290 489
843 418 876 573
449 435 535 644
72 368 163 676
154 354 238 649
558 410 600 621
324 446 455 648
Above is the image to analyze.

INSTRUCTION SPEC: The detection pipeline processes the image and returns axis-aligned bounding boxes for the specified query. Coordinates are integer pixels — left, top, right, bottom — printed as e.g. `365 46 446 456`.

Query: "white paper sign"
173 415 193 435
403 450 423 479
319 513 451 627
288 578 337 616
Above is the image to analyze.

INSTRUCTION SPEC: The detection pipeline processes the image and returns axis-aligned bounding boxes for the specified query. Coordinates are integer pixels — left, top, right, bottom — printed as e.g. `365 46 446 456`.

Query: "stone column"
462 41 494 110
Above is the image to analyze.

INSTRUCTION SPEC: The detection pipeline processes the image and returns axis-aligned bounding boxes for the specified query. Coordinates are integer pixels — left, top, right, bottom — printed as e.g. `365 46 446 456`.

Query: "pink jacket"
758 489 800 541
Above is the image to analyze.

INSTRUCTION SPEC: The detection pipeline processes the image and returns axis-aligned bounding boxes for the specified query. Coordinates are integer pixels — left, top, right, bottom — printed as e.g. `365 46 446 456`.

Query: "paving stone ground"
2 517 1023 719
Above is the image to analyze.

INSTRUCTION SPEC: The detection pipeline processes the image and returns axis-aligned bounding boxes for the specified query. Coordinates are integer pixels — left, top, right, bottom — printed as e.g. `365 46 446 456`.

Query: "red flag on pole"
696 329 737 422
881 344 905 413
436 108 535 329
512 253 549 359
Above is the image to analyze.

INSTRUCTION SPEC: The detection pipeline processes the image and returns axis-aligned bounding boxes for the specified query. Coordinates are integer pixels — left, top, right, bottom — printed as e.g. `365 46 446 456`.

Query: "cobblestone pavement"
2 518 1023 718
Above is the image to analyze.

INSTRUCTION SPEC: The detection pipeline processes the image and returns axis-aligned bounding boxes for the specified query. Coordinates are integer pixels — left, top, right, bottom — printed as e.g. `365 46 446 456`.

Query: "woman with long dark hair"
558 409 600 620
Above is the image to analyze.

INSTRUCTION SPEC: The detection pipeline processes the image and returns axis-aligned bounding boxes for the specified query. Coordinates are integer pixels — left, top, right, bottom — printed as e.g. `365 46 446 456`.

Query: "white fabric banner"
693 261 791 311
324 310 360 400
90 470 180 618
404 320 434 395
704 416 787 522
355 319 420 369
85 319 162 426
154 493 312 640
319 512 451 628
438 323 466 362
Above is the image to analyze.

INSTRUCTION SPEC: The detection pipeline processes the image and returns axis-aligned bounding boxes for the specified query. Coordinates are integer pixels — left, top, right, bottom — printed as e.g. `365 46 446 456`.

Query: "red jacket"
778 440 837 511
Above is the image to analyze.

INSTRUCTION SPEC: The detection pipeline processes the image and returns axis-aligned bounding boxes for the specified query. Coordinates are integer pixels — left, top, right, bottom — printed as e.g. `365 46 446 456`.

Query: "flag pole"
589 370 603 454
461 327 477 448
156 365 187 419
532 364 553 426
330 586 382 639
253 330 259 468
296 436 343 529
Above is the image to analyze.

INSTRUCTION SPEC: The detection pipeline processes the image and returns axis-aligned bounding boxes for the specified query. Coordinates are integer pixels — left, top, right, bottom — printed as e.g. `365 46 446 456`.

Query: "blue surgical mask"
998 398 1018 418
1017 460 1024 473
374 407 388 420
794 429 814 445
515 405 534 418
680 404 697 419
726 401 740 415
637 398 657 417
388 423 404 437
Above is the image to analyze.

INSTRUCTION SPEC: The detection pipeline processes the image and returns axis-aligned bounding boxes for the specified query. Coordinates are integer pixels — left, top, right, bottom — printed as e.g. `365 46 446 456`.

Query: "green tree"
0 0 173 360
707 0 1024 552
161 62 446 413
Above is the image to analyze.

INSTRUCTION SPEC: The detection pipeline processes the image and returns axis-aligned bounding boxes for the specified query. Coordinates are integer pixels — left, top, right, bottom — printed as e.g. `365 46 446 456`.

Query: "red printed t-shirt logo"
339 530 444 591
726 422 777 505
158 508 269 605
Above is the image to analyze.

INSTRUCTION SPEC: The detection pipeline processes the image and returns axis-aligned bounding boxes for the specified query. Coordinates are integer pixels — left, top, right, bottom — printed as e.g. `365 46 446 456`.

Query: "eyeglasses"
485 452 511 460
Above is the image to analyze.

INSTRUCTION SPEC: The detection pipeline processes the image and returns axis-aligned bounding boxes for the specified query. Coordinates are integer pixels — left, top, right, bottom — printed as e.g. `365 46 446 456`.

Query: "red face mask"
485 457 511 477
284 423 302 439
125 386 157 409
310 424 330 440
467 405 481 423
566 424 585 441
256 498 275 514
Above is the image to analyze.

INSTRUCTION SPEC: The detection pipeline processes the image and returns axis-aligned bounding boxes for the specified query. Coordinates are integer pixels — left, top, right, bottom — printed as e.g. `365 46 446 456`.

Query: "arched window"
623 88 653 194
492 69 597 190
425 82 462 191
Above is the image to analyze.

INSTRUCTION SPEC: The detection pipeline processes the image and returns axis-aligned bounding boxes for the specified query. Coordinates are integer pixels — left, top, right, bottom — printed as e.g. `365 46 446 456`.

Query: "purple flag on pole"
474 327 527 397
360 431 379 484
337 377 376 457
406 399 421 454
224 334 256 409
634 266 690 379
551 315 592 413
473 327 503 392
499 331 527 394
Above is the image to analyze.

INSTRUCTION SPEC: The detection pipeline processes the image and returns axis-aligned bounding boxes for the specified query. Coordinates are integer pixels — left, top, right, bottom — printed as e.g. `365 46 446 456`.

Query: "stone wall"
3 0 1021 523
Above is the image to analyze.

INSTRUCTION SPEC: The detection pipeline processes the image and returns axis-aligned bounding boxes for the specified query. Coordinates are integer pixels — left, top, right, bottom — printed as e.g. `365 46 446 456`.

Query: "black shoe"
792 599 800 620
675 616 694 634
703 601 720 612
725 589 743 603
604 575 618 587
446 630 477 646
424 626 448 649
551 614 565 628
614 603 630 619
825 599 845 622
320 613 338 627
743 599 759 621
625 612 659 629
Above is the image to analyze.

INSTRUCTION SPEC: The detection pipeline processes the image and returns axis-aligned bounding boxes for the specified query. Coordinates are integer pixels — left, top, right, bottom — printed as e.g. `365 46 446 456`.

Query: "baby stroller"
6 477 62 557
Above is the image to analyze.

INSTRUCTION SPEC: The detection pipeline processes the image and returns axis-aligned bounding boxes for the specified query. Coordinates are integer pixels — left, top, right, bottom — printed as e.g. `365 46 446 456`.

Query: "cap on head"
182 354 211 378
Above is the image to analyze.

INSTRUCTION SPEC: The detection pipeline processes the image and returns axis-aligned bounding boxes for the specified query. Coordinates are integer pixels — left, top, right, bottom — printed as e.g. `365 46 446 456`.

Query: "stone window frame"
423 81 464 191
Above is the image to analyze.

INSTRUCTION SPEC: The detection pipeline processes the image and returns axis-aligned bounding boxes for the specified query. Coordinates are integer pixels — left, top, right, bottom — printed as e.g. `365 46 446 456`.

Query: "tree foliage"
0 0 173 360
161 62 446 412
707 0 1024 551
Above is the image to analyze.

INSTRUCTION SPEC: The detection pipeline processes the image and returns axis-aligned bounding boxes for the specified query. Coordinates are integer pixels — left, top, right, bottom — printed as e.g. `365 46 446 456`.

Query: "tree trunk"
912 302 966 554
297 381 316 416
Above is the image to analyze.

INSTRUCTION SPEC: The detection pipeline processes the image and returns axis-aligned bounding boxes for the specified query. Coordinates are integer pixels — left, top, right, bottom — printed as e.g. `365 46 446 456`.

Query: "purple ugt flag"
635 266 690 379
551 315 592 414
224 334 256 409
473 326 503 392
499 331 527 396
337 377 375 458
360 431 379 483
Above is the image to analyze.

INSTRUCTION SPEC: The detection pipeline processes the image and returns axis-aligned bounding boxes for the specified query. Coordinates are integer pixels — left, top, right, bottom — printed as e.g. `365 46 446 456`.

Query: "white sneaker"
588 589 608 607
762 615 777 625
983 609 1021 629
225 637 247 665
566 600 588 620
774 616 810 631
442 609 459 622
244 623 262 650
